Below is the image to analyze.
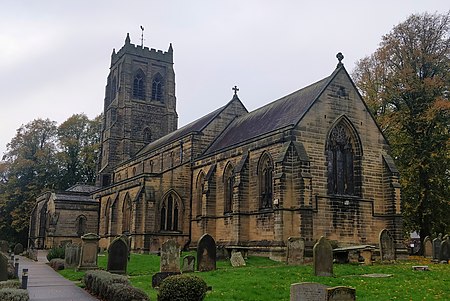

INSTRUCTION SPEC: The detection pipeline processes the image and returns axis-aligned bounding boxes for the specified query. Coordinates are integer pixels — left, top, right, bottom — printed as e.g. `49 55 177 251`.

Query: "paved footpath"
18 251 98 301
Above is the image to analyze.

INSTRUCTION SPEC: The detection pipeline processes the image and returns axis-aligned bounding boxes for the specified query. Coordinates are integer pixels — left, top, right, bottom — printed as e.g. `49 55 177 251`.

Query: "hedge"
83 270 148 300
0 280 21 289
158 274 207 301
0 288 29 301
46 246 65 261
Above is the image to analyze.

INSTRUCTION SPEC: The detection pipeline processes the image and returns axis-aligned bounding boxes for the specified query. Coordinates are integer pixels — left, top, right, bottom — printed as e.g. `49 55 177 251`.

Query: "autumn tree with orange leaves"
353 12 450 243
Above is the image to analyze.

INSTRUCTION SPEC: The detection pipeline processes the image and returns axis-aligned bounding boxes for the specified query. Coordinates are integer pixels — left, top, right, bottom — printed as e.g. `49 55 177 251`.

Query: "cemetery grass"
59 254 449 301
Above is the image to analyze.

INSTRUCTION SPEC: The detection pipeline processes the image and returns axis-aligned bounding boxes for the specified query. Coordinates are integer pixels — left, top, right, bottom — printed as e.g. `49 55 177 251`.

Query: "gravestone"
77 233 100 271
197 233 216 272
160 239 180 273
290 282 329 301
151 271 180 288
287 237 305 265
216 245 228 260
13 243 23 255
313 236 333 277
60 240 72 247
360 249 373 265
181 255 195 273
230 250 246 267
0 252 8 281
107 236 129 274
432 237 442 261
327 286 356 301
28 248 38 261
379 229 395 261
423 236 432 258
439 239 449 263
0 240 9 253
64 243 81 268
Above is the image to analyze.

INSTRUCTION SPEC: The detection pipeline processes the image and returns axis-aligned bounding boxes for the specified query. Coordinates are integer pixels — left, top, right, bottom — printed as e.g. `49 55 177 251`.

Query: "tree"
0 114 101 244
0 118 59 244
353 12 450 241
57 113 101 188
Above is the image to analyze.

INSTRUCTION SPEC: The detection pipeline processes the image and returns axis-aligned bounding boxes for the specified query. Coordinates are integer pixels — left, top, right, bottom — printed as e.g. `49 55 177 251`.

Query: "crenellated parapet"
111 33 173 66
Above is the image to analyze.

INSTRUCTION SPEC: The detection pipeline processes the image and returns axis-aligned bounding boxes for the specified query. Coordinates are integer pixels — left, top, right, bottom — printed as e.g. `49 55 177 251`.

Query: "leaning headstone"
423 236 432 258
432 237 442 261
0 252 8 281
313 236 333 277
327 286 356 301
0 240 9 253
379 229 395 261
290 282 329 301
181 255 195 273
439 239 449 263
77 233 100 271
13 243 24 255
107 236 129 274
230 250 246 267
287 237 305 265
64 243 81 268
160 239 180 273
197 233 216 272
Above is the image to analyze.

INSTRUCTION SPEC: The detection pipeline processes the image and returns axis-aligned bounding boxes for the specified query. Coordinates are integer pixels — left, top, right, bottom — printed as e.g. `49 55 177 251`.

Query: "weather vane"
140 26 145 48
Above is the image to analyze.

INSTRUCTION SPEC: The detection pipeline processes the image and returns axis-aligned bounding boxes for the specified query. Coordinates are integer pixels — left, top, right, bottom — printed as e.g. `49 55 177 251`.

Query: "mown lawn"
59 254 449 300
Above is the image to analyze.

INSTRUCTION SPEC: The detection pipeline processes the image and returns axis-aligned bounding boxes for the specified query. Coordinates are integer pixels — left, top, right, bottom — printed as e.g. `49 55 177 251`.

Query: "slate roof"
204 69 338 154
54 192 96 203
66 184 98 193
136 100 234 156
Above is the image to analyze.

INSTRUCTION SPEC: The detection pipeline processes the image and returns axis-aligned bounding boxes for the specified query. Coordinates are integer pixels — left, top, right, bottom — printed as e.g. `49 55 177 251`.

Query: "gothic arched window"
258 153 273 209
143 128 152 143
110 199 118 235
76 215 87 237
160 194 180 231
224 164 234 214
327 120 360 196
104 198 111 235
122 194 132 233
196 172 205 217
133 71 145 100
151 73 164 102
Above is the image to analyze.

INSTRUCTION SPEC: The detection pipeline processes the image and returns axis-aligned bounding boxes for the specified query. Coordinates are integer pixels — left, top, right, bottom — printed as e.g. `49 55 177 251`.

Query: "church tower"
97 33 177 186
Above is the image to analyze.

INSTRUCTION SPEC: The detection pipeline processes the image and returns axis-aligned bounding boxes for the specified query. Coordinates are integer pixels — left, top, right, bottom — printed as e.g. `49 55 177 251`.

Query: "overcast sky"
0 1 448 157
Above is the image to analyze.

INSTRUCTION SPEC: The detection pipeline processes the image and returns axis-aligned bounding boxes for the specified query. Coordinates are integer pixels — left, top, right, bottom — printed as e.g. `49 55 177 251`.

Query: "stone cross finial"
336 52 344 68
232 85 239 96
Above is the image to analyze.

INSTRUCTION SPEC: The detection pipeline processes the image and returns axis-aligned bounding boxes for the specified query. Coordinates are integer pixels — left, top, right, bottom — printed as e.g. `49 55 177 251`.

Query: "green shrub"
0 280 21 289
158 274 208 301
46 246 65 261
83 270 129 299
0 288 29 301
105 283 149 301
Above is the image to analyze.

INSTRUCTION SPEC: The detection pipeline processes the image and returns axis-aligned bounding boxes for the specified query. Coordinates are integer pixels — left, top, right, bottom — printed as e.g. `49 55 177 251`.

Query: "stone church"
28 33 403 257
91 34 403 258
